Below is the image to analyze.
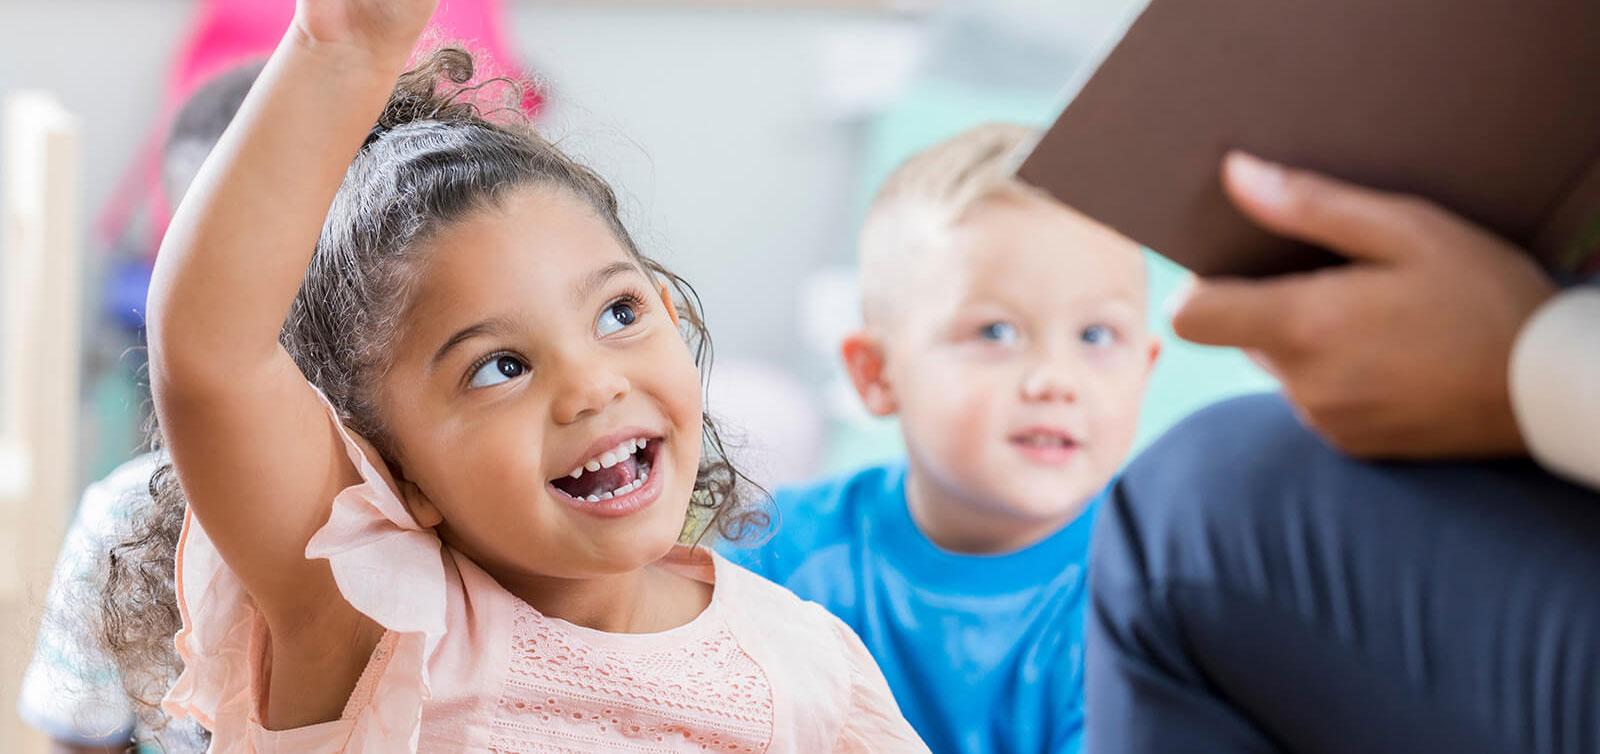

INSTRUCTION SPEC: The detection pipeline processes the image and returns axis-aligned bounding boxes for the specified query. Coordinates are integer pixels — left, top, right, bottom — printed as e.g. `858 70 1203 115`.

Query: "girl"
130 0 928 750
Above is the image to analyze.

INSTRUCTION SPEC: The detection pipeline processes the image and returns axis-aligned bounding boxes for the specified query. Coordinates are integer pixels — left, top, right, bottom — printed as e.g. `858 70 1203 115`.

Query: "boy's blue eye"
1082 324 1116 347
597 300 639 336
468 355 527 389
978 321 1018 344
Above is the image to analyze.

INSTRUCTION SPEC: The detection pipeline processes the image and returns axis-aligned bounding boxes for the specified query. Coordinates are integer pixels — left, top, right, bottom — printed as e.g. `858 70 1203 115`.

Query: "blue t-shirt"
723 463 1099 754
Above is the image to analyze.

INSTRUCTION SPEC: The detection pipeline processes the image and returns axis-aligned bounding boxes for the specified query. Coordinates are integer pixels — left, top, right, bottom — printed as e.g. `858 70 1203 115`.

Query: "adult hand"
1172 151 1558 459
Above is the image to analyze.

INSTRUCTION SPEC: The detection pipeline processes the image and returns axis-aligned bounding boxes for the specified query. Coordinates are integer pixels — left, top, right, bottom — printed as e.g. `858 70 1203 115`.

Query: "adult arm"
1511 288 1600 489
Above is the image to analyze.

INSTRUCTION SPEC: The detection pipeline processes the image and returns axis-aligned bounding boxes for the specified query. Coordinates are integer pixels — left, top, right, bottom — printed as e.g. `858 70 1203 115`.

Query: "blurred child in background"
16 62 262 754
727 123 1160 754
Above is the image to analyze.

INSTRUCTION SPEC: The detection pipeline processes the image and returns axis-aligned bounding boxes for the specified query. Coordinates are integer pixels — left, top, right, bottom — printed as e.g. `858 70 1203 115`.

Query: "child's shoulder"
73 452 165 542
716 551 829 614
712 552 862 657
710 552 930 752
770 460 908 524
720 461 908 573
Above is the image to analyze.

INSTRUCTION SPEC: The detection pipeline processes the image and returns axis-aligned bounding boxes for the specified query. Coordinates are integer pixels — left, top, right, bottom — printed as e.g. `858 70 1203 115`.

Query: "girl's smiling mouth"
549 434 666 518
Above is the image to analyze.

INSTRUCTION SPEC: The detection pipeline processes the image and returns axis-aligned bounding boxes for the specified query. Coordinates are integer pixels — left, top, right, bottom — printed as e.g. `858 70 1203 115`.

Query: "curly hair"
100 46 768 736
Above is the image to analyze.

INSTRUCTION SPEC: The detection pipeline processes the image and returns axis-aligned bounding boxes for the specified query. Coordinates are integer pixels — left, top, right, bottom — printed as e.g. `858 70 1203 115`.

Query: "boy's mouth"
550 436 661 502
1009 427 1081 463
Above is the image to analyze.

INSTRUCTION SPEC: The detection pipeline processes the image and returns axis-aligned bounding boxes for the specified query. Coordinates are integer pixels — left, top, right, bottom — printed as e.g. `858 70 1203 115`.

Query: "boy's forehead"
937 198 1148 300
874 235 1144 341
865 192 1148 331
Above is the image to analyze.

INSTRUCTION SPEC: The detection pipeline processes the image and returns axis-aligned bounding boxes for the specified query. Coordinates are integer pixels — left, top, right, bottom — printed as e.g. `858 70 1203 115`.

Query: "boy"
727 123 1160 754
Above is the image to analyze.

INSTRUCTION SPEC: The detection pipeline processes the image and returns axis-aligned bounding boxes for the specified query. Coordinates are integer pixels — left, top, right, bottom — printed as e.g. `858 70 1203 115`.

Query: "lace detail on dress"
341 631 399 720
489 603 774 753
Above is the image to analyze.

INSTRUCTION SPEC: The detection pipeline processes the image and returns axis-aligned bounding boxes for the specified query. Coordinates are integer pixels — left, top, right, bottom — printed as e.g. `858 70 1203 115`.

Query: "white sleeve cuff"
1510 288 1600 491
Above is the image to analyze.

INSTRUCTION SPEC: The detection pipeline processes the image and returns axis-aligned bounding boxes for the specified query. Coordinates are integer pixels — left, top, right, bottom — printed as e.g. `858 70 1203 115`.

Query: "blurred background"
0 0 1273 750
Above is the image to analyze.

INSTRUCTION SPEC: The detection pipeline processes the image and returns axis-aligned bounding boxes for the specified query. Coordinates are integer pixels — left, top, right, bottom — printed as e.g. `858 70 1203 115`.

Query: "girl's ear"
397 477 445 529
657 282 682 328
350 429 443 528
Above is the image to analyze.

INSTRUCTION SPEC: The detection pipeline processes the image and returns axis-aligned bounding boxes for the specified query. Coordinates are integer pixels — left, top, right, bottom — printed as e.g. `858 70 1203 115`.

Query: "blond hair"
858 122 1042 323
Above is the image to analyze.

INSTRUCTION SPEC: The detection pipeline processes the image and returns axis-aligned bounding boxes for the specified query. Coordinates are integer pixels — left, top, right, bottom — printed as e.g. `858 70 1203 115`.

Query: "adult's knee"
1100 394 1338 578
1094 397 1600 754
1127 392 1327 509
1097 391 1592 590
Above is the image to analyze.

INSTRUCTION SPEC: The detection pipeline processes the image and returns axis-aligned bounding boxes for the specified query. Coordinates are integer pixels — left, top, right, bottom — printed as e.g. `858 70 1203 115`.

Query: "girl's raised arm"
145 1 436 627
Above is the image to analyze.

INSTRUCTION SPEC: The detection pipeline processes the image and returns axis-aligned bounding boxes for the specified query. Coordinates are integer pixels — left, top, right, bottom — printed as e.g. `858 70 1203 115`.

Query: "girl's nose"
552 361 630 424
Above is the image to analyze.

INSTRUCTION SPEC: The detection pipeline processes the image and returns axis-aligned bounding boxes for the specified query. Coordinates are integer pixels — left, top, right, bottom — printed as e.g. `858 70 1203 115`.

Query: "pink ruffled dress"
162 392 928 753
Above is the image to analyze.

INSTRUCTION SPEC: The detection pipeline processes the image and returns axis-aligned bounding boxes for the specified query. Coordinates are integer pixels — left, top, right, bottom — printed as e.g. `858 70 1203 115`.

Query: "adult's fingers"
1170 275 1308 351
1223 151 1434 265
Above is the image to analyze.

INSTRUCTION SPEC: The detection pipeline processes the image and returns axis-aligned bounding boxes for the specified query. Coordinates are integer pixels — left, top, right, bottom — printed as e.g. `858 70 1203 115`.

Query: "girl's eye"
1082 324 1117 347
597 300 639 337
979 321 1019 345
468 354 528 389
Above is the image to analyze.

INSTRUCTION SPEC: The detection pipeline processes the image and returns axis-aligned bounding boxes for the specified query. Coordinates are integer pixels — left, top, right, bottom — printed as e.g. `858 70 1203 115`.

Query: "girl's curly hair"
99 46 768 736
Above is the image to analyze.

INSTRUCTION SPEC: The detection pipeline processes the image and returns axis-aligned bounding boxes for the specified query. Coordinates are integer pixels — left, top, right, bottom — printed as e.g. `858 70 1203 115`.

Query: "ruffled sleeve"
162 387 449 752
829 621 930 753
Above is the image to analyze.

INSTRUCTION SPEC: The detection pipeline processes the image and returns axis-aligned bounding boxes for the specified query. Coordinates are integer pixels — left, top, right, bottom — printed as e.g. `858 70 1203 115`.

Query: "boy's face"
848 192 1159 548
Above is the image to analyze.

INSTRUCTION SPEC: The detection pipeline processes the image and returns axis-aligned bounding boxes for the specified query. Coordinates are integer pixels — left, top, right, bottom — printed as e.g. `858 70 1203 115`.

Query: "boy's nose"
1020 362 1080 403
552 362 630 424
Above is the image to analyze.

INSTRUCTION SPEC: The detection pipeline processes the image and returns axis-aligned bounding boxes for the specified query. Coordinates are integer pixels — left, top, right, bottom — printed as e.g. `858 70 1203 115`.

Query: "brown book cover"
1015 0 1600 278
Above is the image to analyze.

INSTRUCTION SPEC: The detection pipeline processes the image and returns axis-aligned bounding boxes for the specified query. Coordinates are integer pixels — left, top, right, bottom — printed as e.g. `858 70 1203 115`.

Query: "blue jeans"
1087 394 1600 754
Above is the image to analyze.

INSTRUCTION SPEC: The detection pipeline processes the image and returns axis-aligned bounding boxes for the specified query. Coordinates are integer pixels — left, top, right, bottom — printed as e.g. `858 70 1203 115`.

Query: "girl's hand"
293 0 439 62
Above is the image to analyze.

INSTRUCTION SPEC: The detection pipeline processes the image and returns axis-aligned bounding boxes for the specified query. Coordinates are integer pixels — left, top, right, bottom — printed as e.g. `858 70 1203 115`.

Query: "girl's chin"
571 520 692 573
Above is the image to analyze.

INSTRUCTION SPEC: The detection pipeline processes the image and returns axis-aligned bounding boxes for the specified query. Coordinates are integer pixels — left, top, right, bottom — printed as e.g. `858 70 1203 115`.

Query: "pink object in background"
97 0 540 256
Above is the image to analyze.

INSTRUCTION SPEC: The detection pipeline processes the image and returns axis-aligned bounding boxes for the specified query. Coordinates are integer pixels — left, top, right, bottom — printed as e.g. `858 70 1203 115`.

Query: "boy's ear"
1145 334 1163 374
841 330 897 417
657 282 682 328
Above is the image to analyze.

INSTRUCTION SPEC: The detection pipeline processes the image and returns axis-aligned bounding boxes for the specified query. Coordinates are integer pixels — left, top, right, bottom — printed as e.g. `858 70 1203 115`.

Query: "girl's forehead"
413 191 635 295
394 197 641 355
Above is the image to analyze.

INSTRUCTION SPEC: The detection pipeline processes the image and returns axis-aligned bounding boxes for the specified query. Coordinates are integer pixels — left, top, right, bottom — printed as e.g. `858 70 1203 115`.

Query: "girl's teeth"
579 476 646 504
597 439 648 470
564 438 651 486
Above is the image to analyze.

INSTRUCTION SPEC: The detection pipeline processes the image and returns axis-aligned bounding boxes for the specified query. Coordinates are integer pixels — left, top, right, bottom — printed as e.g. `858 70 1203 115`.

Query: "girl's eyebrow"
430 316 515 371
427 262 642 372
572 261 644 307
